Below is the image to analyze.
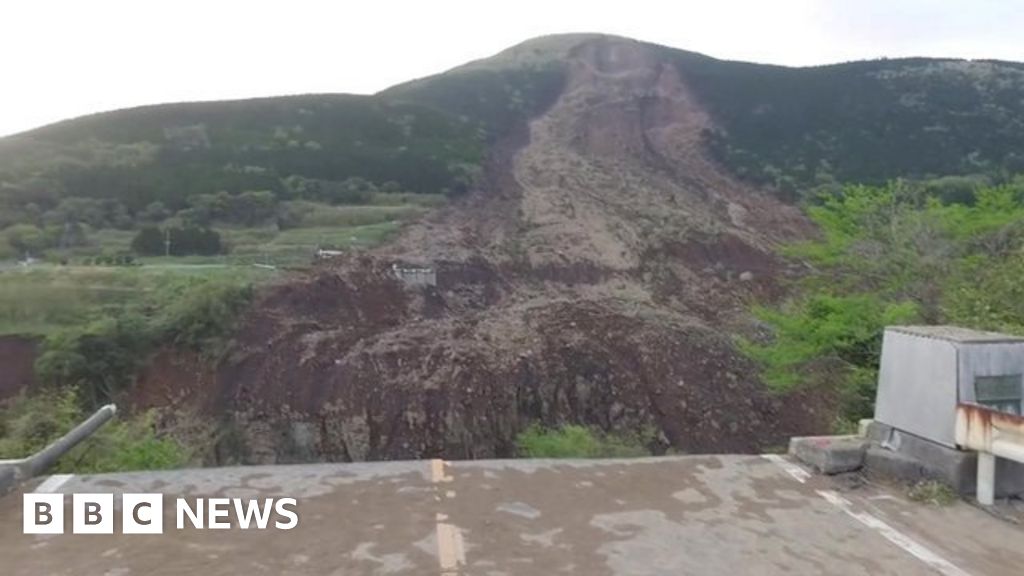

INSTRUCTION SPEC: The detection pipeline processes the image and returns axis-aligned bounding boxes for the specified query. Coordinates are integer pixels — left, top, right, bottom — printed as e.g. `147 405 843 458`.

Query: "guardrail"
954 402 1024 505
0 404 117 495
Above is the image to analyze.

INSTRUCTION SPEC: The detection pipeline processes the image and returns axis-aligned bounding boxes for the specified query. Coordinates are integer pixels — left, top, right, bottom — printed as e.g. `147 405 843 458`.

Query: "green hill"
668 51 1024 195
2 34 1024 228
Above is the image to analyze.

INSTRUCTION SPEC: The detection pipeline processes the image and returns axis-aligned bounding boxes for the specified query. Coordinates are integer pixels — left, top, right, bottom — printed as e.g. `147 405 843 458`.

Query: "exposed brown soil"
0 335 39 401
133 37 834 463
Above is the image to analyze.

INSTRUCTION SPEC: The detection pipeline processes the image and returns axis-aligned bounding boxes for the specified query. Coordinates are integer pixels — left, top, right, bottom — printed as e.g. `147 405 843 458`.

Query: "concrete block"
864 420 893 444
864 446 928 483
864 424 1024 496
789 435 868 474
857 419 873 438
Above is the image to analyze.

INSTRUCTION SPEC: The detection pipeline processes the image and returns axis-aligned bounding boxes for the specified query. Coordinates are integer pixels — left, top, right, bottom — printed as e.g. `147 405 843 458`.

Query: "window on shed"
974 374 1023 415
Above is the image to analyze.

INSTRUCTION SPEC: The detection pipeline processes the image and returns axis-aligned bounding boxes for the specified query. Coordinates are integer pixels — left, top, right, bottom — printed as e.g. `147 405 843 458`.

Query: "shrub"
157 278 254 353
0 388 190 473
131 225 222 256
745 181 1024 424
35 313 153 408
131 225 165 255
907 480 957 506
515 424 651 458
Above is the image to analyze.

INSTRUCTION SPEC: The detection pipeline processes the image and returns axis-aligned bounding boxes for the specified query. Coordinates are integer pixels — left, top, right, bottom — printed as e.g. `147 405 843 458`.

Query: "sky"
1 0 1022 137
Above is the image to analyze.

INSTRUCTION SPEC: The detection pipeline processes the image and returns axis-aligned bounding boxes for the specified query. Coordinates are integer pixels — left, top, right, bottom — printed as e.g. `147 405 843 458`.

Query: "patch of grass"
29 197 425 268
907 480 957 506
279 200 427 228
515 424 653 458
370 192 448 207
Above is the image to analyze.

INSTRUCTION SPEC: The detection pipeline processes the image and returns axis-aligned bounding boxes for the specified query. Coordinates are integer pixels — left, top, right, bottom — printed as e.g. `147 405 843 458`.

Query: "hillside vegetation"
670 52 1024 197
743 177 1024 425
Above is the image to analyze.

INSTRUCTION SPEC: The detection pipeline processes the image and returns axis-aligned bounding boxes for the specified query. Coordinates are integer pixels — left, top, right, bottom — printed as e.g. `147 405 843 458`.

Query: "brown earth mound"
134 37 832 463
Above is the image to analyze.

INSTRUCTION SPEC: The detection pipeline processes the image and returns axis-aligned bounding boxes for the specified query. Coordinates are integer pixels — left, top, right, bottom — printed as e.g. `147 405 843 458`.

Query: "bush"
741 294 919 392
746 181 1024 424
131 225 165 255
132 225 222 256
515 424 651 458
158 278 253 353
0 388 190 473
32 275 254 407
35 313 153 408
907 480 957 506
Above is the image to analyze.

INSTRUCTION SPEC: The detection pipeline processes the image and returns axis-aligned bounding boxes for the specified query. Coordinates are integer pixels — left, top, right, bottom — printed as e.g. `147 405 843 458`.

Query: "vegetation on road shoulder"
515 424 654 458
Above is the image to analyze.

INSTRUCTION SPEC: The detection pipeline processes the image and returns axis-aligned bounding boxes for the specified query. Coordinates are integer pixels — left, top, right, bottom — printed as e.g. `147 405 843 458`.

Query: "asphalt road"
1 455 1021 575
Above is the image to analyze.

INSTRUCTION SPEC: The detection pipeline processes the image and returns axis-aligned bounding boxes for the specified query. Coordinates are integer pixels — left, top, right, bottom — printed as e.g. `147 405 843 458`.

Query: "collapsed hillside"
134 36 831 462
15 33 1023 463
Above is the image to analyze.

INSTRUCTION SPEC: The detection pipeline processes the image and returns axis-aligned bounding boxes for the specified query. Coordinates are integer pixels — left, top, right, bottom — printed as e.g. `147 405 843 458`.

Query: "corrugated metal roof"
887 325 1024 343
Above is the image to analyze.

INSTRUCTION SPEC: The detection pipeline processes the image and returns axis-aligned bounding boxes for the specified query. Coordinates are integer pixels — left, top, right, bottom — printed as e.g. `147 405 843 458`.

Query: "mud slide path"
135 37 831 464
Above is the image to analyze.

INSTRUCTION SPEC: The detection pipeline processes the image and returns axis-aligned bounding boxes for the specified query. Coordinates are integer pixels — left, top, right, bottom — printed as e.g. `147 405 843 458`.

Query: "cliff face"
127 37 831 464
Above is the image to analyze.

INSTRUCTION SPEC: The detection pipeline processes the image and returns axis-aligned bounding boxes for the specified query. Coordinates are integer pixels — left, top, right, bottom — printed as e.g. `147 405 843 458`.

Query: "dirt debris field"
133 37 829 463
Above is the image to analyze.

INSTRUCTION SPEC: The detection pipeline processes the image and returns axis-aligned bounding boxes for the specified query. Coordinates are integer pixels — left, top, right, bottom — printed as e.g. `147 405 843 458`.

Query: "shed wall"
957 342 1024 410
875 330 959 447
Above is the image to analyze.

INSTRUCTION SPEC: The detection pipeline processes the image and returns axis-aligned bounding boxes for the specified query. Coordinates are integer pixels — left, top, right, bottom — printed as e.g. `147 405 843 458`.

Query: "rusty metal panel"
956 403 1024 462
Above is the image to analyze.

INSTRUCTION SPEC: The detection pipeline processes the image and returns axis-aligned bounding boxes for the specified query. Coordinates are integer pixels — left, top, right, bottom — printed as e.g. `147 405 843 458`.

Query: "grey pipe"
23 403 117 477
0 404 117 493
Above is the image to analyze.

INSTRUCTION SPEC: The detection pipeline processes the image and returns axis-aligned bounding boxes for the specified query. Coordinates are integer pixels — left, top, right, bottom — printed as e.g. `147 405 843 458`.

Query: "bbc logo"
24 493 163 534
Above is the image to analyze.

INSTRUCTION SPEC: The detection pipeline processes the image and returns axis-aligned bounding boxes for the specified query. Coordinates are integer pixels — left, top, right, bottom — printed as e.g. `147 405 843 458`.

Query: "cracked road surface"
1 455 1022 575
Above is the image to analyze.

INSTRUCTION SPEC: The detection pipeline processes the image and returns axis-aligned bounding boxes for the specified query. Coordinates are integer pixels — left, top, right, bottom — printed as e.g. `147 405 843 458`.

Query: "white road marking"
764 454 971 576
816 490 972 576
34 474 73 493
760 454 810 483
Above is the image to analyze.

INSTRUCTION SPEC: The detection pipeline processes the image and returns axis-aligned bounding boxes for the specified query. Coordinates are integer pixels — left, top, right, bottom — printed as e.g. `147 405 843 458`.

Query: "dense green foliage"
744 179 1024 423
131 225 222 256
0 55 568 242
0 95 482 208
670 52 1024 198
383 62 566 139
515 424 652 458
0 55 566 262
33 273 254 408
0 388 190 473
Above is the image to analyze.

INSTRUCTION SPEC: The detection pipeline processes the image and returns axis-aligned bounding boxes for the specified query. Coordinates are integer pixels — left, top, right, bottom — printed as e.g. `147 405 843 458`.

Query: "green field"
0 264 279 336
0 193 433 337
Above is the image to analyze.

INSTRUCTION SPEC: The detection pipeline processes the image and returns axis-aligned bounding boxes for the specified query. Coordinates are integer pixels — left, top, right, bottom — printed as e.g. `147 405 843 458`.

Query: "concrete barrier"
955 402 1024 505
0 404 116 495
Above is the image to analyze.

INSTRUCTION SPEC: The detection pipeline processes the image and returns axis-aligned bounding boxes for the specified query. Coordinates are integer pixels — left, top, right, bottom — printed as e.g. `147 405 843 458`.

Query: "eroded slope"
137 37 830 462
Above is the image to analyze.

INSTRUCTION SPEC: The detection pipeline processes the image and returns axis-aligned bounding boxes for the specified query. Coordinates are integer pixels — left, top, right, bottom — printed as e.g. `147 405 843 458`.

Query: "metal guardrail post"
23 404 117 477
955 402 1024 505
0 404 117 494
977 452 996 506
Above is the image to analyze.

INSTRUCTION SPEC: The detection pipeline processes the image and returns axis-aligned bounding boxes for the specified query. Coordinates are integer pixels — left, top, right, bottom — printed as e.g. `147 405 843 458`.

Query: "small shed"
875 325 1024 448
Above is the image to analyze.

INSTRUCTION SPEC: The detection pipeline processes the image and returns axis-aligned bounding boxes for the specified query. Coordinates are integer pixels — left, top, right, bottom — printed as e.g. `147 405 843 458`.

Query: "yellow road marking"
430 459 464 574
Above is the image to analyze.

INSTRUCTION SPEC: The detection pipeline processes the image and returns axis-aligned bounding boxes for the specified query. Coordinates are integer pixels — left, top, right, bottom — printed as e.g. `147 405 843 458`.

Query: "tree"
139 201 170 223
229 190 277 225
131 226 166 256
168 226 222 256
4 224 49 256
